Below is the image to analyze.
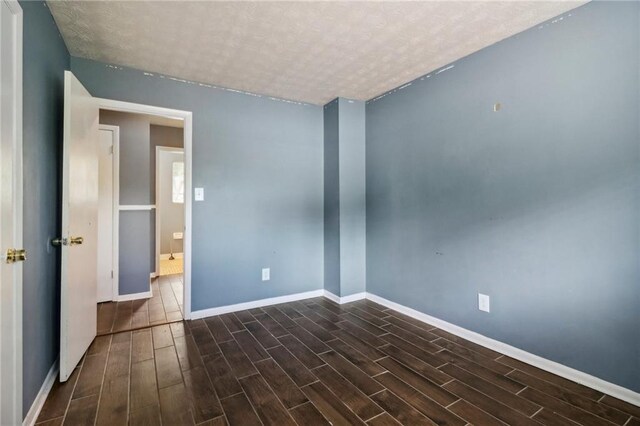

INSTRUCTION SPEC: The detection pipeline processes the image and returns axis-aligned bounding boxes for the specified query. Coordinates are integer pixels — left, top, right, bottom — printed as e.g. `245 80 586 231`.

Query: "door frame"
97 98 193 319
97 124 119 301
155 146 184 276
0 0 22 423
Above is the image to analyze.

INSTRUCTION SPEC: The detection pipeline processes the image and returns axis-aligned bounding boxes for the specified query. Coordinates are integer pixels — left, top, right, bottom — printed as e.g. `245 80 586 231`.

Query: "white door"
58 71 99 381
0 1 23 422
97 126 117 302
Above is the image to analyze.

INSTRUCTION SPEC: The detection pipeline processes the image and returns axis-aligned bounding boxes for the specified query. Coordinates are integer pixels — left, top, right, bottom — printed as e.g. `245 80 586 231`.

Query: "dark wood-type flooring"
37 297 640 425
97 274 184 335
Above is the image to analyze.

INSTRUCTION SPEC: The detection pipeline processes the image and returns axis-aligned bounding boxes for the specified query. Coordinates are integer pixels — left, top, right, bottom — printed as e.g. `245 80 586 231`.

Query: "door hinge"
109 145 114 155
111 270 114 278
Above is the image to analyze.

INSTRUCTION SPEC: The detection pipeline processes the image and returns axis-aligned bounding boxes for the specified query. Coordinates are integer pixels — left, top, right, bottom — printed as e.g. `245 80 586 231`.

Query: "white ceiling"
48 1 586 105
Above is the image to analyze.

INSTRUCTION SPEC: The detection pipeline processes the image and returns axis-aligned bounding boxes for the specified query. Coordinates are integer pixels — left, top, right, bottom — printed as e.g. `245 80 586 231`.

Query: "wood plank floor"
38 297 639 425
97 274 184 335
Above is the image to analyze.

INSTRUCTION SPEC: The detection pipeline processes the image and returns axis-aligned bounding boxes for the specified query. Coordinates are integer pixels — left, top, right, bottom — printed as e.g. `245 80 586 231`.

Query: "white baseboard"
23 358 59 426
116 289 153 302
150 272 157 279
190 289 324 319
365 292 640 407
160 253 183 260
324 290 366 304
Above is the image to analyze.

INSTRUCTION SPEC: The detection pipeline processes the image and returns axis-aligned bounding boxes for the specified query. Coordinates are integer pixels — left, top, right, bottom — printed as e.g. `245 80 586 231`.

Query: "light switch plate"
194 187 204 201
478 293 490 313
262 268 270 281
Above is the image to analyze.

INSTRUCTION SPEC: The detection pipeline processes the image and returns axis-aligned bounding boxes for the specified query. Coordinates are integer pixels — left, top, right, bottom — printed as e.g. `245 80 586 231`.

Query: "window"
172 161 185 203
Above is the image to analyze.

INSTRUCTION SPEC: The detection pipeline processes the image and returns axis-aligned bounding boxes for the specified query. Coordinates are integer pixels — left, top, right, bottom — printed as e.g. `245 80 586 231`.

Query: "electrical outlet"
478 293 490 313
262 268 270 281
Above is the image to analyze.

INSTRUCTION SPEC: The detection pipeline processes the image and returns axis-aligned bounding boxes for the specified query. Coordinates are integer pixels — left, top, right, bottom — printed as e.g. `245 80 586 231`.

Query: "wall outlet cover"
478 293 490 313
262 268 270 281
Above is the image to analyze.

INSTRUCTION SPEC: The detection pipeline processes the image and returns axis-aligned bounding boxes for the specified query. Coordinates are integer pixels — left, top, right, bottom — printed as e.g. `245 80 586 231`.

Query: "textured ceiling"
48 1 586 105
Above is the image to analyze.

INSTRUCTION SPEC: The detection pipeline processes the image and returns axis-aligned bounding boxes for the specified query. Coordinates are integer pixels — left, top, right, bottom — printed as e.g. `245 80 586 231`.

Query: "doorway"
95 109 188 335
57 72 193 382
156 147 185 277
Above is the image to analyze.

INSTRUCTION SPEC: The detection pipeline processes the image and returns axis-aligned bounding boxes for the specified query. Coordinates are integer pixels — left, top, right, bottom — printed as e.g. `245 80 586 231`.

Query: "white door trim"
98 124 119 302
0 0 22 423
96 97 193 319
155 146 184 276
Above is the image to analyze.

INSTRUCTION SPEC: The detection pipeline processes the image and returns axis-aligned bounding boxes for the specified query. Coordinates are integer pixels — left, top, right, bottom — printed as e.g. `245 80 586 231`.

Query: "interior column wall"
323 98 366 298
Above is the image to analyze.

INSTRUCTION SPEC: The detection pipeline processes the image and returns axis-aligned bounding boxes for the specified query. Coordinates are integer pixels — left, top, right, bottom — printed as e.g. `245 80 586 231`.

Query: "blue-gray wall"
366 1 640 392
20 1 69 417
72 57 324 309
337 99 366 297
119 211 154 294
100 111 152 204
323 99 340 296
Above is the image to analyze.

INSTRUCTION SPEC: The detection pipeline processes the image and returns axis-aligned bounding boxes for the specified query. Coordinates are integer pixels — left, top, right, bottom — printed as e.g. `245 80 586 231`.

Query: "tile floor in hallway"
160 258 184 276
37 297 640 425
97 274 183 335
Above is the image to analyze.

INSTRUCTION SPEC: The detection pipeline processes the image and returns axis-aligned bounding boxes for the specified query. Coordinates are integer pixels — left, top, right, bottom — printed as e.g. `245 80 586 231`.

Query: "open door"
57 71 99 381
0 0 23 422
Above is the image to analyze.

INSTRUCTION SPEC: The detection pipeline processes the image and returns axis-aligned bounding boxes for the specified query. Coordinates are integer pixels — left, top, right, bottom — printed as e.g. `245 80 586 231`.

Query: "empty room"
0 0 638 425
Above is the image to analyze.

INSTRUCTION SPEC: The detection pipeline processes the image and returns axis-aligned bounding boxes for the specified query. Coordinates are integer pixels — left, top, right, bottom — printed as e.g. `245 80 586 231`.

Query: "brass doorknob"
6 248 26 263
51 237 83 246
69 236 84 245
